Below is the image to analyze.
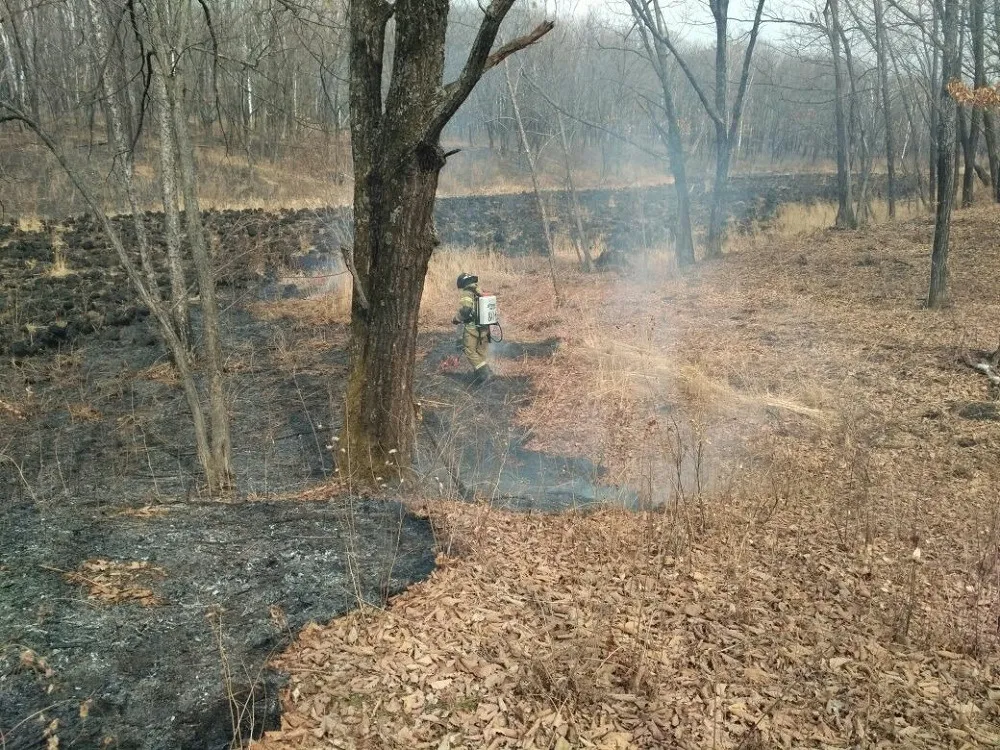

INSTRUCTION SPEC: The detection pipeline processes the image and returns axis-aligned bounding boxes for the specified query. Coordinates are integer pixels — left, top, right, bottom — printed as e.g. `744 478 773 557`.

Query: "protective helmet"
456 272 478 289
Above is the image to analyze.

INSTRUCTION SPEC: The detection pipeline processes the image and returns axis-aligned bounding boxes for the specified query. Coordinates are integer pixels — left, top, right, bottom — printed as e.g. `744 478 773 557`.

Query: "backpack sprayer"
475 289 504 342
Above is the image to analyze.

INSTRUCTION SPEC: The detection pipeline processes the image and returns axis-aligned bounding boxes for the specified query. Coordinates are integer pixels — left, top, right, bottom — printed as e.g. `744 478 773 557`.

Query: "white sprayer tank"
477 295 499 326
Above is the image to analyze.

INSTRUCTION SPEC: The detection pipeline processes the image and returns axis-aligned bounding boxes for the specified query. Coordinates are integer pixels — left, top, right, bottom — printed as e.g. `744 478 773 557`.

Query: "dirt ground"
254 206 1000 749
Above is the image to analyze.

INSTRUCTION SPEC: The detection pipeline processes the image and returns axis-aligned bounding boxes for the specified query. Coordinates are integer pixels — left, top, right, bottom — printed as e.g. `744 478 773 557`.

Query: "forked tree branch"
625 0 724 128
426 1 553 140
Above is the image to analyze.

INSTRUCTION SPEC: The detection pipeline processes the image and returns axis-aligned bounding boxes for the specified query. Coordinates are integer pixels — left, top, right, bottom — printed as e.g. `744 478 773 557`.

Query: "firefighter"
453 272 493 384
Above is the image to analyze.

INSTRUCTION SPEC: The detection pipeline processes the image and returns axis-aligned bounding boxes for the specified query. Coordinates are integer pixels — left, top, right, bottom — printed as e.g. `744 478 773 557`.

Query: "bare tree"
826 0 858 228
928 0 960 307
624 0 696 266
0 0 235 493
971 0 997 201
342 0 553 482
629 0 767 257
504 59 561 296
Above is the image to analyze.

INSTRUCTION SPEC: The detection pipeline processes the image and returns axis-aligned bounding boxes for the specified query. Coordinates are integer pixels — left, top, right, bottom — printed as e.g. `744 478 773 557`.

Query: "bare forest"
2 0 1000 748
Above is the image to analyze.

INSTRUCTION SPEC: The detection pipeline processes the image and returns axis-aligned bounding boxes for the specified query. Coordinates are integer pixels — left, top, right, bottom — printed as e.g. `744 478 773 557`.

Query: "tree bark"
971 0 996 200
628 0 764 259
151 39 191 354
929 8 940 204
627 0 695 266
147 0 233 488
959 105 976 206
556 111 593 272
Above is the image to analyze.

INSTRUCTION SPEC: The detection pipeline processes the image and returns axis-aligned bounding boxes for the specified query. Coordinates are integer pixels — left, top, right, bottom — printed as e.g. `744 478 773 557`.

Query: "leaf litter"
257 208 1000 749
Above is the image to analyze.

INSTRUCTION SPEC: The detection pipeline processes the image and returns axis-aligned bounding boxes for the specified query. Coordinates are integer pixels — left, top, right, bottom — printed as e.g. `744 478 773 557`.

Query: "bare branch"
427 2 553 141
521 70 668 161
728 0 767 144
624 0 724 128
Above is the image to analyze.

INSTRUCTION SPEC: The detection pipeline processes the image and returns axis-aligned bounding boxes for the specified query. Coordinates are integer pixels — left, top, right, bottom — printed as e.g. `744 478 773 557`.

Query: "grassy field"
248 201 1000 749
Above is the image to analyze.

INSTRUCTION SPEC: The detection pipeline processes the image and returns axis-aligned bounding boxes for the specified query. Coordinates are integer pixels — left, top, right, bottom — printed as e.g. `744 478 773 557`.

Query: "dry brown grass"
45 226 76 278
16 215 43 233
195 144 353 211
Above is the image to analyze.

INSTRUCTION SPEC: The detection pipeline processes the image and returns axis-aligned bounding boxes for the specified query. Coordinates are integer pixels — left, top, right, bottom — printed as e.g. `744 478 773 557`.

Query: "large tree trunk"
928 0 959 308
345 154 441 481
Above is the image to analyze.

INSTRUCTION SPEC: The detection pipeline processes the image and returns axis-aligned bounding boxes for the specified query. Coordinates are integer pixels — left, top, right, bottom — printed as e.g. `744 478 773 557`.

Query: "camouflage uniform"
456 283 489 374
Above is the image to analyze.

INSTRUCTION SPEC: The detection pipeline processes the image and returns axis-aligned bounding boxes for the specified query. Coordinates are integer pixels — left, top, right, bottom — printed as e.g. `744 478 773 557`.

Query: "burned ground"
0 186 642 748
0 173 910 359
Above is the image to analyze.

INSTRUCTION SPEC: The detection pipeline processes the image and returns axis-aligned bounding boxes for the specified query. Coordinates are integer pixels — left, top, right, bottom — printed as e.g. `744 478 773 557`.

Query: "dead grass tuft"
46 226 75 278
17 215 43 233
67 403 102 422
115 505 171 519
137 361 180 386
0 398 27 421
252 294 351 328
